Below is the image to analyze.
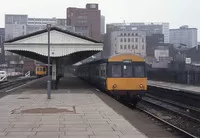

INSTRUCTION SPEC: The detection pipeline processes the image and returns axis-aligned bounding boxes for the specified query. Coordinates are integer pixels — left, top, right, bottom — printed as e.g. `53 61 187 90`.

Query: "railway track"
0 77 36 90
137 94 200 138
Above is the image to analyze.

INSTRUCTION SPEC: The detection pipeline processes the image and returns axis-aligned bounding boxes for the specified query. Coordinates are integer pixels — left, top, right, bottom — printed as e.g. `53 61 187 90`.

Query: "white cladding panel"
5 44 102 57
14 30 95 44
4 30 103 57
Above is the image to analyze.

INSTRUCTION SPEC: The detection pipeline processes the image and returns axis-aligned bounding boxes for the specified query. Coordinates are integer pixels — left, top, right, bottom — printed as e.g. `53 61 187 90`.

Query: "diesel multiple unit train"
35 65 47 77
75 54 147 105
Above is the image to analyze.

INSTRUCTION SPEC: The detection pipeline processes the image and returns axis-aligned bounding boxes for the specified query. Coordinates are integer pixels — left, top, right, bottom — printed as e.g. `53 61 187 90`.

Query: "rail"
0 77 36 90
137 94 200 137
136 105 197 138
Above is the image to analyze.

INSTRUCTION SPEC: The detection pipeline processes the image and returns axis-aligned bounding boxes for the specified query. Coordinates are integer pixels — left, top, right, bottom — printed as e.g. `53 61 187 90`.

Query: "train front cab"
106 55 147 103
36 66 47 77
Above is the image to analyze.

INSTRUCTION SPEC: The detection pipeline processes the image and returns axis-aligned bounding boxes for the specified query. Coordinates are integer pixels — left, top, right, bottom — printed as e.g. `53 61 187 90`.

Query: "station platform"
0 74 147 138
148 80 200 94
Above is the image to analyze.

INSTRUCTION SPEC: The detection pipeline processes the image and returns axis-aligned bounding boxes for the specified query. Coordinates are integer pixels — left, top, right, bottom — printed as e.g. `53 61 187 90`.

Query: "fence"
147 69 200 86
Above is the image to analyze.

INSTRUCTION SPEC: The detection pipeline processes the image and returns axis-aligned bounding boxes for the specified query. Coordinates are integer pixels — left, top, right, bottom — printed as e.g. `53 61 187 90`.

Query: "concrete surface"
0 74 147 138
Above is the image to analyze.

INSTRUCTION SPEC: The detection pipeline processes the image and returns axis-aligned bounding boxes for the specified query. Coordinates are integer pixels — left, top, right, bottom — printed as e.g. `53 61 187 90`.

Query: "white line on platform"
5 78 38 93
95 88 100 92
5 83 28 93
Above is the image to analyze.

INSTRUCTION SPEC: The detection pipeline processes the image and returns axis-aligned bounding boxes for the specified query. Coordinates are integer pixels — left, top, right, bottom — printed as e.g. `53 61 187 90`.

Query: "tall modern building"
27 17 57 34
27 18 72 34
4 14 71 70
5 14 69 40
104 22 169 58
0 28 5 64
110 30 146 57
5 15 27 69
67 3 101 41
170 25 198 48
5 14 28 40
101 15 105 34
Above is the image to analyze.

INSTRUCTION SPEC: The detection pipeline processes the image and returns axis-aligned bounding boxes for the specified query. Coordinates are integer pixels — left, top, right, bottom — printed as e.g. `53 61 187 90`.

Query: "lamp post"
47 24 51 99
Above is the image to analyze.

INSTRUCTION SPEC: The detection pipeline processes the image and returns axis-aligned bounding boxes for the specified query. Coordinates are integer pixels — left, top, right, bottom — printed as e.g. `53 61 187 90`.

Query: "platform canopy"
4 27 103 64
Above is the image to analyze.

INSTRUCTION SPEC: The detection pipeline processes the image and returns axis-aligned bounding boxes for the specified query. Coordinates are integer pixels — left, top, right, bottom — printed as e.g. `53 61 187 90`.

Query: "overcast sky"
0 0 199 40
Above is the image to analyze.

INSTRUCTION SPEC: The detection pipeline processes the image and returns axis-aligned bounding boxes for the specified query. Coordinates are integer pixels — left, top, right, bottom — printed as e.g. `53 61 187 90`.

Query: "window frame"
123 64 133 77
111 64 122 77
133 62 146 78
108 62 146 78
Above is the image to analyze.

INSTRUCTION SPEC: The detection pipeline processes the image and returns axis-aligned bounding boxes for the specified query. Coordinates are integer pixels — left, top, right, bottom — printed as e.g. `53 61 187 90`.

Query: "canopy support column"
52 58 57 90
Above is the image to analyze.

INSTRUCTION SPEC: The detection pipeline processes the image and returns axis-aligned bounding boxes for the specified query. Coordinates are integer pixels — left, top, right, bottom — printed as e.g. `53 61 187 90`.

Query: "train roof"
108 54 145 62
79 54 145 66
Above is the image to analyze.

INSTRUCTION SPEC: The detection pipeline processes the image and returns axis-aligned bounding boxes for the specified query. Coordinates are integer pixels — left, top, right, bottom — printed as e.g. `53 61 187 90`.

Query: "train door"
123 64 133 77
122 60 133 78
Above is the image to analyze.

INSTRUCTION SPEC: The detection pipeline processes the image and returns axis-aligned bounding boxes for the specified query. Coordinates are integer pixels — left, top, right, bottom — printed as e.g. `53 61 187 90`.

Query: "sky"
0 0 200 40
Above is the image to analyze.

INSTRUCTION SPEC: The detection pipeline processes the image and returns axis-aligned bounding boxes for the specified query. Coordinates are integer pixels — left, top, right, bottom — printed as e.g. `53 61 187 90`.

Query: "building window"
120 38 123 42
142 38 144 43
128 38 130 42
132 33 134 36
124 38 126 42
121 33 123 36
124 33 126 36
135 44 138 49
142 45 144 49
135 38 138 42
132 45 134 49
128 45 130 49
135 33 138 36
124 45 127 49
120 45 123 49
128 33 130 36
132 38 134 42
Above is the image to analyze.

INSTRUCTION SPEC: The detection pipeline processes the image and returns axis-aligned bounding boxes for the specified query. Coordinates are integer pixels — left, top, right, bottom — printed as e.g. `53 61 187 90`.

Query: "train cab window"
134 66 145 77
123 65 132 77
37 67 40 71
112 65 121 77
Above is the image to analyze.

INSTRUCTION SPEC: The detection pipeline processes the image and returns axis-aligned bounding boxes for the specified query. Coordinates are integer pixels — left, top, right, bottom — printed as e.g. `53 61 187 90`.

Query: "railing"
25 71 30 77
0 71 23 82
0 74 7 82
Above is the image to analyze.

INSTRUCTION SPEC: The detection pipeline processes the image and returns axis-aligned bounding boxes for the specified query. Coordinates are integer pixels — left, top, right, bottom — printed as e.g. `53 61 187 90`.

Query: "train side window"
123 65 132 77
134 66 144 77
112 65 121 77
101 69 104 77
37 67 40 71
43 68 46 72
103 70 105 77
96 67 99 76
40 67 43 71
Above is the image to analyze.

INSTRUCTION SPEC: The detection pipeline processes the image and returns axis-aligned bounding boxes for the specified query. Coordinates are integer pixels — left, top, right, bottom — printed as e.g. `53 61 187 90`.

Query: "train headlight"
139 84 144 89
113 84 117 89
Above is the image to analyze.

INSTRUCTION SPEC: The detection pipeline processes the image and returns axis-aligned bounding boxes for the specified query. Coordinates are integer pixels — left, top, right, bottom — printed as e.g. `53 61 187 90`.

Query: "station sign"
123 60 132 63
185 58 191 64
